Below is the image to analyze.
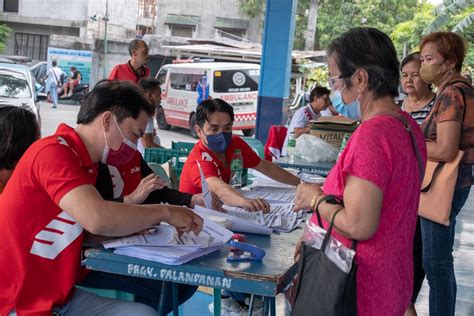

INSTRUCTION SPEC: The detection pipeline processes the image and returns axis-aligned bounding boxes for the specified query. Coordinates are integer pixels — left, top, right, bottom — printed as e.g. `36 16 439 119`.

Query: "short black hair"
52 60 57 67
400 52 421 70
0 106 39 170
70 66 77 71
77 80 154 124
129 39 147 56
327 27 399 99
139 78 161 92
196 98 234 128
310 86 330 102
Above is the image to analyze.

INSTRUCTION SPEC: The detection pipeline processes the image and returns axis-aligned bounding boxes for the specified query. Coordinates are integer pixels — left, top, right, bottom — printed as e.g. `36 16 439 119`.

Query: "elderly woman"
293 27 427 315
399 51 436 316
418 32 473 315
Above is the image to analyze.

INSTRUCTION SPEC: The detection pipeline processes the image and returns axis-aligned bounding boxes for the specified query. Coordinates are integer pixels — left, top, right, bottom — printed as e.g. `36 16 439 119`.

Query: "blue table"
275 157 335 177
85 229 302 316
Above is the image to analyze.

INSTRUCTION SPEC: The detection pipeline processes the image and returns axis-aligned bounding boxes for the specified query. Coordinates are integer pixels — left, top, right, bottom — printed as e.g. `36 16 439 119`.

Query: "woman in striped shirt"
400 52 435 316
400 52 436 125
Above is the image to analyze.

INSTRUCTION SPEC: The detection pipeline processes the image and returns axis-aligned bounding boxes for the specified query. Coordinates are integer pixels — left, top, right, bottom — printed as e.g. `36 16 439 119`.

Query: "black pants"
79 270 198 314
411 216 425 304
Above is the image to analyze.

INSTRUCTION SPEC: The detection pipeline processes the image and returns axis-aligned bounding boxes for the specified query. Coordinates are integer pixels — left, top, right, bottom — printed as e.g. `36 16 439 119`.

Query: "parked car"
0 63 42 125
30 61 48 99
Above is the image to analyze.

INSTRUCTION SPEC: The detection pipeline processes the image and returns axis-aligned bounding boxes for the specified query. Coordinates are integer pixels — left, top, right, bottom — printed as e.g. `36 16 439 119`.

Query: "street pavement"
39 102 474 315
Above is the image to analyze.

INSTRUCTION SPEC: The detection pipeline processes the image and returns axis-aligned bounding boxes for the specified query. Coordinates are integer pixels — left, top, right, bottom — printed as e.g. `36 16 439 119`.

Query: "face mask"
102 117 137 166
420 61 447 84
331 88 362 120
205 132 232 153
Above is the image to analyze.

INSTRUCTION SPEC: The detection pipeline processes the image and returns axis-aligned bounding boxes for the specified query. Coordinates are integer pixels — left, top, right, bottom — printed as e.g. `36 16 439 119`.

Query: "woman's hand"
293 183 323 211
124 173 168 205
294 236 304 262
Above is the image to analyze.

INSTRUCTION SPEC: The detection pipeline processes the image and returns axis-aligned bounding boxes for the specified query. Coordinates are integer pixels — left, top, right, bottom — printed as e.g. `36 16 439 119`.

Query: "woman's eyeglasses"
328 75 343 89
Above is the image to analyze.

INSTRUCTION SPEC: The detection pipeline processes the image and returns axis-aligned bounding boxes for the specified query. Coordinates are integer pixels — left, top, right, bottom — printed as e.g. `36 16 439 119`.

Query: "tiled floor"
180 190 474 316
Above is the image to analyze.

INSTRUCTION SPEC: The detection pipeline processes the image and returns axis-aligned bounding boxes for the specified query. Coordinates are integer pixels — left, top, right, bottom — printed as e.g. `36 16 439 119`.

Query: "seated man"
62 66 82 97
0 80 203 316
179 98 300 212
282 86 331 156
84 112 221 313
0 106 40 193
137 78 163 155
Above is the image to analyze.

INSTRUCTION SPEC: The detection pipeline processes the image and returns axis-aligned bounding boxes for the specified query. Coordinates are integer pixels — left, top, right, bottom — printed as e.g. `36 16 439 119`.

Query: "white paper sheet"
197 161 213 209
103 225 175 249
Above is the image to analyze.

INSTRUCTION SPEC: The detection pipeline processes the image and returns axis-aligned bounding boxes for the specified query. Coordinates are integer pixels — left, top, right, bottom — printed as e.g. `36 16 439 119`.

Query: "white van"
155 62 260 137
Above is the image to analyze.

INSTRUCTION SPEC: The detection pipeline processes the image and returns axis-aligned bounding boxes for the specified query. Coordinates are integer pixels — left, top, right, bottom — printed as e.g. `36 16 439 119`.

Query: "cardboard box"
309 116 359 149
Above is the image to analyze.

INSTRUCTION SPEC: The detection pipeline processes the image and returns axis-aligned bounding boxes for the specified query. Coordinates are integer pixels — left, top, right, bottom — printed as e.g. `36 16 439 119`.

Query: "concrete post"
255 0 298 143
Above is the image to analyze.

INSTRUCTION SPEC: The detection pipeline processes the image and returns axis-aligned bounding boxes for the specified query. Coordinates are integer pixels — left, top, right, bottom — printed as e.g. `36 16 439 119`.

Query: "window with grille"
14 33 49 60
3 0 19 13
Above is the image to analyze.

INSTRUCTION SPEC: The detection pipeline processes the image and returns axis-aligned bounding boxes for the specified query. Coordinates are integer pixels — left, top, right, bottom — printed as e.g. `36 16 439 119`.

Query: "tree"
423 0 474 34
305 0 319 51
391 3 435 57
0 24 12 53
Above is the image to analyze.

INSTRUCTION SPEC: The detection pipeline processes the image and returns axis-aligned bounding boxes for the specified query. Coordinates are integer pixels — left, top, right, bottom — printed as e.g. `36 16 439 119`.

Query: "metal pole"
102 0 109 79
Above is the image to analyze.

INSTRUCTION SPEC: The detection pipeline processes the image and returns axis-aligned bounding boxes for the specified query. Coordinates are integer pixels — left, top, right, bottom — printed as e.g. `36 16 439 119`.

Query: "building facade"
155 0 262 44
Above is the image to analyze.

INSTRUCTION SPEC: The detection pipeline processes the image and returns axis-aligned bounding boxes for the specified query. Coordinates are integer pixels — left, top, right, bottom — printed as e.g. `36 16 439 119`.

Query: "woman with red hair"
419 32 474 315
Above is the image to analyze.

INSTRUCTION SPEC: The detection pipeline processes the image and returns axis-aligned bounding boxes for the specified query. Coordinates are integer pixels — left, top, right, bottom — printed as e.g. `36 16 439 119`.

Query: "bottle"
338 133 350 160
287 132 296 164
230 149 244 188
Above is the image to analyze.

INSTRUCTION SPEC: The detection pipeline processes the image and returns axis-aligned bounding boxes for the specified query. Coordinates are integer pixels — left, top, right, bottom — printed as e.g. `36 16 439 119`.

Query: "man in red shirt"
0 80 203 316
179 99 300 212
109 39 151 83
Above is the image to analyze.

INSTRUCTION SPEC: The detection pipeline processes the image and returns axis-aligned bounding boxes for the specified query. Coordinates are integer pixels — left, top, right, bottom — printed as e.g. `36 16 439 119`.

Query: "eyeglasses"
328 75 343 89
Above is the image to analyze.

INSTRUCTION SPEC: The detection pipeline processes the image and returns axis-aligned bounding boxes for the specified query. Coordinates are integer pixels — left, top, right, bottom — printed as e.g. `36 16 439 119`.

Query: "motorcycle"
47 83 89 105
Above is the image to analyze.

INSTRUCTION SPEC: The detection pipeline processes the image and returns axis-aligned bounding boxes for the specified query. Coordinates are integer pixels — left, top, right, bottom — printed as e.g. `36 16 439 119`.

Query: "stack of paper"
194 205 273 235
223 203 305 233
238 189 296 204
106 218 233 265
249 170 298 189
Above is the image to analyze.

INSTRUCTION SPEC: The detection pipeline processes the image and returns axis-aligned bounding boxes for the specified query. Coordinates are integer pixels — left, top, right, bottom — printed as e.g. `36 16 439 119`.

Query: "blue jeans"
48 82 58 107
421 185 471 316
79 270 198 314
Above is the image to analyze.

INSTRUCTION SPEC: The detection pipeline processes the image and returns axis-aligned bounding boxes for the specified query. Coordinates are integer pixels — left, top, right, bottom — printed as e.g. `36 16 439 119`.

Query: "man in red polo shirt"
0 80 203 316
109 39 150 83
179 99 300 212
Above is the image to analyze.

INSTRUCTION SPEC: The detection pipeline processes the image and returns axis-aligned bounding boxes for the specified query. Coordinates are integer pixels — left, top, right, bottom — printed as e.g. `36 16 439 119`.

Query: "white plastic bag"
302 220 355 274
294 134 338 162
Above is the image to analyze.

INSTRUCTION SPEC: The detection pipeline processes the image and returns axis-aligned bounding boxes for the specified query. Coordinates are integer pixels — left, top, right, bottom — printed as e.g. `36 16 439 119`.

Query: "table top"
85 228 303 296
275 157 335 176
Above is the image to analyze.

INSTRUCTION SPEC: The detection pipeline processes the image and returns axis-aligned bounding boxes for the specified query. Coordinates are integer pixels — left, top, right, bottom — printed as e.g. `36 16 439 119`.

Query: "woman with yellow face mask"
419 32 474 316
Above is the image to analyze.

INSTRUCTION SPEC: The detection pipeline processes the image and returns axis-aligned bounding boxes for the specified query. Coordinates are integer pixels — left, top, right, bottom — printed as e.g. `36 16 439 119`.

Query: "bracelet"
310 194 320 211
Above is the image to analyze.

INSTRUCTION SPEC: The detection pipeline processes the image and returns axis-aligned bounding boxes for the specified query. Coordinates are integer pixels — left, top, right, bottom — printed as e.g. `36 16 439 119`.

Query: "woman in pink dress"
293 27 427 315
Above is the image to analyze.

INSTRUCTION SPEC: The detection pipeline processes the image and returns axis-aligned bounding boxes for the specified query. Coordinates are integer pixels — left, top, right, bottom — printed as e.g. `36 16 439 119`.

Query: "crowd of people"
0 28 472 316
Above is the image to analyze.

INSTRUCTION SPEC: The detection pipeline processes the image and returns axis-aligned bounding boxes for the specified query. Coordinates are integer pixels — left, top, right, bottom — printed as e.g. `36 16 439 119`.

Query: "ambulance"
155 62 260 137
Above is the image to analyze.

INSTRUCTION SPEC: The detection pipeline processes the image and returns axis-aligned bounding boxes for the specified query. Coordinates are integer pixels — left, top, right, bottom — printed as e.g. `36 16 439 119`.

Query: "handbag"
418 81 469 226
291 196 357 316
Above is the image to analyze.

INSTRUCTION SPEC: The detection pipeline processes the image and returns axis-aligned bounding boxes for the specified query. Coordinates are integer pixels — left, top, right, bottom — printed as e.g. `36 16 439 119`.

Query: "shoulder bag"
418 81 470 226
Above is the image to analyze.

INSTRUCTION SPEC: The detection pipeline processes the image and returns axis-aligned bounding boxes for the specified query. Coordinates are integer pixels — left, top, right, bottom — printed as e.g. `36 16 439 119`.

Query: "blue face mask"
330 89 362 120
205 132 232 153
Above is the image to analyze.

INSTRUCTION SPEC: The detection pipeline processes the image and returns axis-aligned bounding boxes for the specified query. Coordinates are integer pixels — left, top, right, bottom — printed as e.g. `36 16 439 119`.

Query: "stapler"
227 241 265 262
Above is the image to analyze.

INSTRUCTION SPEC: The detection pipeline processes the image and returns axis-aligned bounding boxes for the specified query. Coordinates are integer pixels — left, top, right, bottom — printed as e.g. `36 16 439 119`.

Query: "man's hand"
242 198 270 213
165 206 203 236
293 183 323 211
190 192 223 211
124 173 168 205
